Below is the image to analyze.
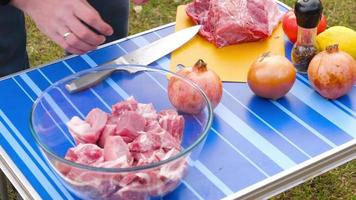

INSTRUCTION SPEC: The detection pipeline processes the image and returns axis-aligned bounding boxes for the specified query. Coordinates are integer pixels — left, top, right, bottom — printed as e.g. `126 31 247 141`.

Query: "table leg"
0 169 9 200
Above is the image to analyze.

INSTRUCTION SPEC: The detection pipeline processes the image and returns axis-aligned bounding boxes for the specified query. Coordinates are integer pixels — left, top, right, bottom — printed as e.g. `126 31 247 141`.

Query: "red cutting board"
170 5 285 82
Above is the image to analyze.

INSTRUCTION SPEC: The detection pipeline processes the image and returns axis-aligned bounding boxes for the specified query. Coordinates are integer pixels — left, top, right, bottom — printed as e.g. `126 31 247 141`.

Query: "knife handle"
65 69 116 93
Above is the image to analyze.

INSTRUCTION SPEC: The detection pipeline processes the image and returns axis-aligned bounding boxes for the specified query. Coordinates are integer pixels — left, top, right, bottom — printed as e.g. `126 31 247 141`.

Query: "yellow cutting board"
170 5 285 82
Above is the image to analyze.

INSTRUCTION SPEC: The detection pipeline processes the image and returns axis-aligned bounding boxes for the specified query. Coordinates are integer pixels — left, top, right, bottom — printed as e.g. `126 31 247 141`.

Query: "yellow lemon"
316 26 356 60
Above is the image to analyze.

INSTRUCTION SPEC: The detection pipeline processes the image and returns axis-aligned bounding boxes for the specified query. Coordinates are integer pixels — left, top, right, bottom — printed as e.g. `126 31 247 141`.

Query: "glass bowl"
30 64 213 200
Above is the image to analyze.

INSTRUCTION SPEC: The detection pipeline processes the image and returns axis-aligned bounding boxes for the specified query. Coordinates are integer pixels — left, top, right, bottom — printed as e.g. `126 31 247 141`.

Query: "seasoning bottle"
291 0 323 73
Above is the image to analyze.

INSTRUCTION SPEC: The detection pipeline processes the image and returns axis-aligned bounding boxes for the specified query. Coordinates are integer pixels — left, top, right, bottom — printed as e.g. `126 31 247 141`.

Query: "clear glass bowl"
30 64 213 199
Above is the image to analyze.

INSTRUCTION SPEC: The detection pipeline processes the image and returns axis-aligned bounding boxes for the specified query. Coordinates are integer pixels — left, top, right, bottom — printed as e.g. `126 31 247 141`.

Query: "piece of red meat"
98 124 117 148
115 111 146 143
144 120 162 133
61 143 105 189
132 149 166 166
153 129 181 152
129 132 161 152
67 108 108 144
118 173 137 187
103 136 132 164
63 174 118 199
159 148 187 181
96 157 131 169
136 103 158 121
65 143 104 165
158 109 184 142
112 96 138 116
186 0 283 47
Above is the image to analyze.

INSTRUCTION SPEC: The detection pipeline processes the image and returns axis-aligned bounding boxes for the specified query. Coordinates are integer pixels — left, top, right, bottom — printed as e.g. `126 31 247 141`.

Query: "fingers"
74 2 113 36
54 22 97 54
66 19 105 46
52 33 85 55
64 31 97 53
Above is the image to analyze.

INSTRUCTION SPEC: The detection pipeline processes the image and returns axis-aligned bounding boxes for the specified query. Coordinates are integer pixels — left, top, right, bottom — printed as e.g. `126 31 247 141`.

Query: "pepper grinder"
291 0 323 73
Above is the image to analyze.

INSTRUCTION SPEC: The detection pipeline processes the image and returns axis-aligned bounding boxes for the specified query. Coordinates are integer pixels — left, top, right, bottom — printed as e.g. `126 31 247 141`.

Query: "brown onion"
308 44 356 99
247 53 296 100
168 59 222 114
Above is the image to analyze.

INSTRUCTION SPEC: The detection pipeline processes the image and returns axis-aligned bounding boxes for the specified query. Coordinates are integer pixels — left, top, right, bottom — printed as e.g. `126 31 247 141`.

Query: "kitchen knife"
65 25 201 93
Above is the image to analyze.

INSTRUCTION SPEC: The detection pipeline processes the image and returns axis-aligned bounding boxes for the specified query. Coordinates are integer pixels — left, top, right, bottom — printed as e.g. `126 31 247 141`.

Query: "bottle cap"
295 0 323 28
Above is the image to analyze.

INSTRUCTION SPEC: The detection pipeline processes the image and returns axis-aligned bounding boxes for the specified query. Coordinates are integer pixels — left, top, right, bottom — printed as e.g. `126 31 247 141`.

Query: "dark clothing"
0 0 130 77
0 5 28 77
88 0 129 43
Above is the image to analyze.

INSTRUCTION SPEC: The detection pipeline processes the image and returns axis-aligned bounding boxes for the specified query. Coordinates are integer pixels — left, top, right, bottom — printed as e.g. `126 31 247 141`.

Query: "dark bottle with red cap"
291 0 323 73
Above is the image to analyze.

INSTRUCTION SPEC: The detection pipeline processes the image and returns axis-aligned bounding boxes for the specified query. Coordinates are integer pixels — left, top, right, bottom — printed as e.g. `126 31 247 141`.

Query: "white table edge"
0 145 41 200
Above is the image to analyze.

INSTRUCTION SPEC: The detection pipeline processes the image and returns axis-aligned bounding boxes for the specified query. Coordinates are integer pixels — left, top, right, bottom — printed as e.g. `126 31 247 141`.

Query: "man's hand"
11 0 113 54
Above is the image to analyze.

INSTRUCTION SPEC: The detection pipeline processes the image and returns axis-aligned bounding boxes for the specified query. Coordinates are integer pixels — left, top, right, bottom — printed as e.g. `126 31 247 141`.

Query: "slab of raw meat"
186 0 283 47
67 108 108 144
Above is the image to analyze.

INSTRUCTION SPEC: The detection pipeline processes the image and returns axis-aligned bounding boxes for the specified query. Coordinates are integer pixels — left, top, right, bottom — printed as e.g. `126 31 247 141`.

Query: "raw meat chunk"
186 0 283 47
104 136 132 163
96 155 132 169
132 149 166 167
158 109 184 142
159 148 186 180
86 108 108 132
98 124 117 148
129 132 161 152
57 143 104 180
144 120 162 133
152 130 181 152
65 143 104 165
136 103 158 121
67 108 108 144
112 96 138 116
67 116 91 144
115 111 146 143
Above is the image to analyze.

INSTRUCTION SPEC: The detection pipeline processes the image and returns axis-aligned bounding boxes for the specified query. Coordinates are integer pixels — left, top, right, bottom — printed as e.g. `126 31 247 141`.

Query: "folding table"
0 2 355 199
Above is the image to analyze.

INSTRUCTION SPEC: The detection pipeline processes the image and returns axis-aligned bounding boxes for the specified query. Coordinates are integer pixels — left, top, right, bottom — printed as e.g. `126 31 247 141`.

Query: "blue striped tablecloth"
0 2 355 200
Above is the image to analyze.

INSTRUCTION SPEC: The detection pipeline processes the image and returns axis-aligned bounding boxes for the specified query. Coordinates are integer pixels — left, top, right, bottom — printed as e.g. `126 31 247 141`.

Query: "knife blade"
113 25 201 65
65 25 201 93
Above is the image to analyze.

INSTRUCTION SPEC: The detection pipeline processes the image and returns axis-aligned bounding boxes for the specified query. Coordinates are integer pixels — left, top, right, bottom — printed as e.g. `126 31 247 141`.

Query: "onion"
168 59 223 114
247 53 296 99
308 44 356 99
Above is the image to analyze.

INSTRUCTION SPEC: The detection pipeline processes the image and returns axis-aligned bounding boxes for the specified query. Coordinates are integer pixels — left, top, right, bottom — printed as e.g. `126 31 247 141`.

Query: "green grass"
10 0 355 199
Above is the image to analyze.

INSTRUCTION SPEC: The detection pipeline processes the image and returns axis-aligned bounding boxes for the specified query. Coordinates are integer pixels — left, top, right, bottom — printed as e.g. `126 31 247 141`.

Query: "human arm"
10 0 114 54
